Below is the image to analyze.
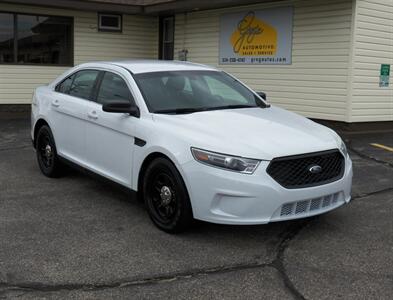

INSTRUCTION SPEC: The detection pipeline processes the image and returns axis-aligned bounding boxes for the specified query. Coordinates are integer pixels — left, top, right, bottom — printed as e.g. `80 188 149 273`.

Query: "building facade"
0 0 392 122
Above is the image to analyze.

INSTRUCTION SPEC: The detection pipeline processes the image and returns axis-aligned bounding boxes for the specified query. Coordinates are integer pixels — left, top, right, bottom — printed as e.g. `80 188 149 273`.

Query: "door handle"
87 110 98 120
51 99 60 107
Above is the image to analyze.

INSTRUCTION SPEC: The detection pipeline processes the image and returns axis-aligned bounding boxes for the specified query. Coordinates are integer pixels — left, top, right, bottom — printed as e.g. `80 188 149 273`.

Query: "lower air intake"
280 193 340 217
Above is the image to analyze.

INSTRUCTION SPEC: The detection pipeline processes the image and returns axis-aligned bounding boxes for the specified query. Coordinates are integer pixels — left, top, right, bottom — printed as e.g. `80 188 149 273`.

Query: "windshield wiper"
153 104 257 115
204 104 257 111
153 107 209 114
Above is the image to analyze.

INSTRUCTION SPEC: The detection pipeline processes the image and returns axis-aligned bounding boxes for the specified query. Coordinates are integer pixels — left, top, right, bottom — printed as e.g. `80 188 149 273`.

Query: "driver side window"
96 72 133 105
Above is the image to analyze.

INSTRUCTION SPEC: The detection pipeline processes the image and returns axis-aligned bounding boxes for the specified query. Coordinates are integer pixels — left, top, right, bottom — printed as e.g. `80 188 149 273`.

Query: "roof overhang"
0 0 285 15
0 0 143 14
144 0 286 15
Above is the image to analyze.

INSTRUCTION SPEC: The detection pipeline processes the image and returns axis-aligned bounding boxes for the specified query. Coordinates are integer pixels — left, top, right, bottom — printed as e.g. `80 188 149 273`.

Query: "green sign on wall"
379 64 390 87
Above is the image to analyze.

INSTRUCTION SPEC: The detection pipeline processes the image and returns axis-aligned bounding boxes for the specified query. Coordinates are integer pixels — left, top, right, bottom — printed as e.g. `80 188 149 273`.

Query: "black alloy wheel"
36 125 63 177
143 157 193 233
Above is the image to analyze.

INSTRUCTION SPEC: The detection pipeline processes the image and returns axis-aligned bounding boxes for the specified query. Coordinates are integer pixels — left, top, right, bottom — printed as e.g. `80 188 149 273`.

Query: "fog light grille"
322 195 332 207
310 198 321 211
295 200 308 214
281 203 294 216
279 192 341 218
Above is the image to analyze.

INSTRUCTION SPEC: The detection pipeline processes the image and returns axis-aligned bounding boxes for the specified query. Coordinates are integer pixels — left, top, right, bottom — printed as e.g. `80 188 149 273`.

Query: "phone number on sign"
221 57 288 63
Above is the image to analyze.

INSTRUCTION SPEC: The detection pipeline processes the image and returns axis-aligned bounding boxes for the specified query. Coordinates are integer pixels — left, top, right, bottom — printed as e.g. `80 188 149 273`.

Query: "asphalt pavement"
0 115 392 299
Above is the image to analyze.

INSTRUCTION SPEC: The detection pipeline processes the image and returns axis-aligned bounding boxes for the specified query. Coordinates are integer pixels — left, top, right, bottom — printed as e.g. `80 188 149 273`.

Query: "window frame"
97 13 122 32
0 10 74 66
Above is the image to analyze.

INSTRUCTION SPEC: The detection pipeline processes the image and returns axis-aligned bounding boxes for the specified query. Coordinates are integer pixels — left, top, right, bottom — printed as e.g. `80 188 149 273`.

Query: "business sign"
219 7 293 65
379 64 390 87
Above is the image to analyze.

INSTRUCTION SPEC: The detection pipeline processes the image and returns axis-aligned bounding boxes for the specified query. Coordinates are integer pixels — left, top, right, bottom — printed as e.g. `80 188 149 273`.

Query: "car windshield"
134 70 264 114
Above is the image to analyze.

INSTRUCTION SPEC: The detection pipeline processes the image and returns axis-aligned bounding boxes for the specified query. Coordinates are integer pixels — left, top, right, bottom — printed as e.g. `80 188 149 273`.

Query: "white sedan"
31 60 353 232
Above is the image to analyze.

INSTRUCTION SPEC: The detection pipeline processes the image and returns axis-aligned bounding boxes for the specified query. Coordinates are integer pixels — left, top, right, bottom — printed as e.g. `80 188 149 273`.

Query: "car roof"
83 60 218 74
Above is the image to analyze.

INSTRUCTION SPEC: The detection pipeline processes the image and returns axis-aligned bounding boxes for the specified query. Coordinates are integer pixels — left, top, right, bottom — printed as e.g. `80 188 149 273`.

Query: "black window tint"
17 15 72 65
97 72 132 104
56 75 74 94
69 70 99 100
0 13 14 63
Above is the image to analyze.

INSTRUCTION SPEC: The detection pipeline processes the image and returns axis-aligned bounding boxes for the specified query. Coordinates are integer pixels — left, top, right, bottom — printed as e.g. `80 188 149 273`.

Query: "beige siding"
0 3 158 104
349 0 393 122
174 0 353 121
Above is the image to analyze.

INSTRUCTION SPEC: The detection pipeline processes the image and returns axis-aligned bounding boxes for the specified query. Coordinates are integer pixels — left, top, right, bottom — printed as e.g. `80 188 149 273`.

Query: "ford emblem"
309 165 322 174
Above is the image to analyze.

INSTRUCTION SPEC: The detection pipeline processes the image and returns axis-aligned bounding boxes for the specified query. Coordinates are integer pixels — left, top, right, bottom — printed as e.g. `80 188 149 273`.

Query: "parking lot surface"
0 116 392 299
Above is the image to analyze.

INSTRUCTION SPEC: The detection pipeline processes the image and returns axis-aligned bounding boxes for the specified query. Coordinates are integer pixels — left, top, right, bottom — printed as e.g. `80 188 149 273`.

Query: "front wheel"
143 157 193 233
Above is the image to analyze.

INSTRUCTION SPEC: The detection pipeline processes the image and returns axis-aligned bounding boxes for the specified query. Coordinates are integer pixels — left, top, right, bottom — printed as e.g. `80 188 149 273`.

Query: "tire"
36 125 64 178
143 157 193 233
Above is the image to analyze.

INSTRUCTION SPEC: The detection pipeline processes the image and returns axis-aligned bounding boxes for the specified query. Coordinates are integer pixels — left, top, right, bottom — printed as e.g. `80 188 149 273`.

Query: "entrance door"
159 16 174 60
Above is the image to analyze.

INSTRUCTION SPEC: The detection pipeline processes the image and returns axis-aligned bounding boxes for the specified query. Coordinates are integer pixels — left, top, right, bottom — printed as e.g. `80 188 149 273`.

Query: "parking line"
370 143 393 152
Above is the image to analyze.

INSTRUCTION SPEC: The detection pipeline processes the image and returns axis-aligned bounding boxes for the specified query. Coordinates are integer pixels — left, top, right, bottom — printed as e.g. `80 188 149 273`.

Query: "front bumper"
181 155 353 225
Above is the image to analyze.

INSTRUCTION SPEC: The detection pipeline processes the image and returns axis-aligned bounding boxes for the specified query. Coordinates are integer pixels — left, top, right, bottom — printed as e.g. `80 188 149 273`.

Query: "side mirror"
257 92 266 100
256 92 271 108
102 101 140 118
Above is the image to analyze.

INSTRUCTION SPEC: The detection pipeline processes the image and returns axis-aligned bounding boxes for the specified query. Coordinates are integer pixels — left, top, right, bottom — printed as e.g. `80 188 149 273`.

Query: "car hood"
152 106 340 160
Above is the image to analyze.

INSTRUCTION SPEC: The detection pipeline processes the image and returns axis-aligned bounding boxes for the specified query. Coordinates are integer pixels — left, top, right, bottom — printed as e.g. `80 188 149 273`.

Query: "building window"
98 14 122 32
0 13 14 63
159 16 174 60
0 12 73 66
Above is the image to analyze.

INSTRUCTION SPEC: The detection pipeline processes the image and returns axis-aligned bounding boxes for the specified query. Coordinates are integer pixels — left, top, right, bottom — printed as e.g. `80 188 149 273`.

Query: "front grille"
267 149 345 189
280 193 340 217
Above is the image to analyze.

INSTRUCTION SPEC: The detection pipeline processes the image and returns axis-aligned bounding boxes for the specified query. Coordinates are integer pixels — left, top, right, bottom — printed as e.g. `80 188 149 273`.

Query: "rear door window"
56 74 74 94
69 70 100 100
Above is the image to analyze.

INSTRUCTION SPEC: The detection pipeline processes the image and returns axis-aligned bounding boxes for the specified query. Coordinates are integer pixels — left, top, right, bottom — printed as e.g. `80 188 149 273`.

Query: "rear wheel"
143 157 193 233
36 125 63 177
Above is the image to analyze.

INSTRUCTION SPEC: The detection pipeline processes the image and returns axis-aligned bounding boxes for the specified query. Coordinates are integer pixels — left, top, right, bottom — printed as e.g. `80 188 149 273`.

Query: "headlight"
340 140 348 157
191 148 260 174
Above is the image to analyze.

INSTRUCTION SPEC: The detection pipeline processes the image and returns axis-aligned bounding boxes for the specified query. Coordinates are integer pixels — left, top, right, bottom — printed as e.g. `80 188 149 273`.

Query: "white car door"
50 70 100 163
84 70 137 187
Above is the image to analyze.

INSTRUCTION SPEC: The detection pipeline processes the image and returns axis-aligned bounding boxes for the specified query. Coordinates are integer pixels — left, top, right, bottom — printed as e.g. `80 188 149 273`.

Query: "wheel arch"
33 118 50 148
136 147 192 198
137 152 173 198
